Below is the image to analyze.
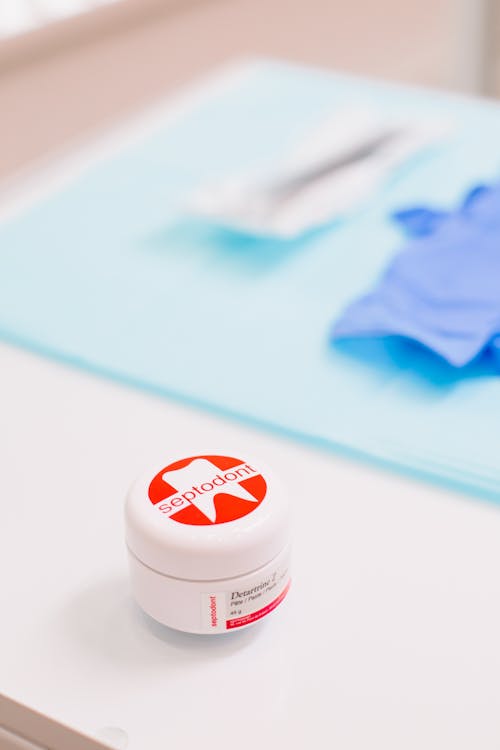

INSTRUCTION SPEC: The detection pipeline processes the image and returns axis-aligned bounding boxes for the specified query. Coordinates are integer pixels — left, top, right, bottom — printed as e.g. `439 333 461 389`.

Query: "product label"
148 454 267 526
201 564 291 633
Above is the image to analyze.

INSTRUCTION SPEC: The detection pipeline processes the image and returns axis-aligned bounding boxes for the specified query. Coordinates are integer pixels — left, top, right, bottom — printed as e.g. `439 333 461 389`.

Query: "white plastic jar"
125 452 291 634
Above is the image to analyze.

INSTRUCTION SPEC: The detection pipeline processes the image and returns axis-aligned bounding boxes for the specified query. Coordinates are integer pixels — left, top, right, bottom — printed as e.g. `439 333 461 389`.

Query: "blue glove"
332 183 500 368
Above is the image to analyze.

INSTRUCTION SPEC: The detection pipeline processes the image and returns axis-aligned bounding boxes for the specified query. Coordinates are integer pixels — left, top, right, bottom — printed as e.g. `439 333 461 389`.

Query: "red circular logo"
148 454 267 526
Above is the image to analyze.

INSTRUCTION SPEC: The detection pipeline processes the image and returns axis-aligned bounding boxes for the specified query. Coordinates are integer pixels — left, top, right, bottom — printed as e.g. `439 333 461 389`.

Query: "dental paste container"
125 453 291 634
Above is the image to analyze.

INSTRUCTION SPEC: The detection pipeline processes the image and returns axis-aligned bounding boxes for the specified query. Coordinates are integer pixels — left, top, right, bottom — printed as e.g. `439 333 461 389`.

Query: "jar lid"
125 452 291 581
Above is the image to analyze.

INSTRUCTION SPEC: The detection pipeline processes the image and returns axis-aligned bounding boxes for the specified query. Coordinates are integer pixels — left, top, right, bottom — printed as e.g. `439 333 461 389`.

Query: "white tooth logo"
162 458 259 523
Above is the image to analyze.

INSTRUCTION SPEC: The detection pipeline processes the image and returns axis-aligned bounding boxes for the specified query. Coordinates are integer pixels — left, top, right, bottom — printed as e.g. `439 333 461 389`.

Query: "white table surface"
1 64 500 750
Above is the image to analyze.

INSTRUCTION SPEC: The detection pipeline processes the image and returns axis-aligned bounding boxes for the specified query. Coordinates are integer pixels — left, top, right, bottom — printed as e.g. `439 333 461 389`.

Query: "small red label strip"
225 580 291 629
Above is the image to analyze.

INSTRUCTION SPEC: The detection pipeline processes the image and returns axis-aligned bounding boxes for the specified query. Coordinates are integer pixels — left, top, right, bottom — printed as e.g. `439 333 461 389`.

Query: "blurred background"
1 0 500 184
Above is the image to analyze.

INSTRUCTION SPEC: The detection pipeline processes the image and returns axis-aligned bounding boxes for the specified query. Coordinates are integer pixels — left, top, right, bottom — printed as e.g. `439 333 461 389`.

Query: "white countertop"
1 339 500 749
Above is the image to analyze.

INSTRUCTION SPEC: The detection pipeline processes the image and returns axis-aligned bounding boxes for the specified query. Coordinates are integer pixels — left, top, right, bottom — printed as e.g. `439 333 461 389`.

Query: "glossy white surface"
1 339 500 749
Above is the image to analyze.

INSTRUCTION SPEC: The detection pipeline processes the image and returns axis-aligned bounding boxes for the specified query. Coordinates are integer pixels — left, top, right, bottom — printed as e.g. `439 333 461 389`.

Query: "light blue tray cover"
1 61 500 500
